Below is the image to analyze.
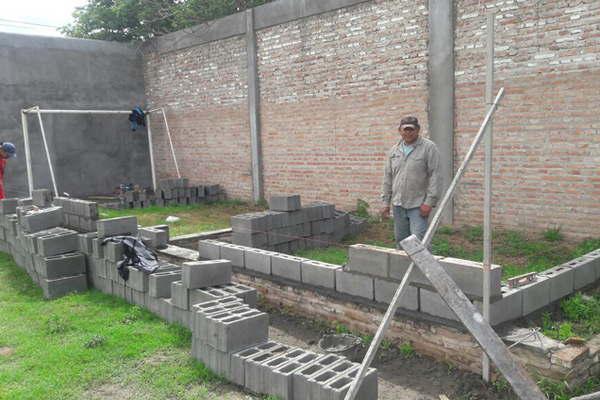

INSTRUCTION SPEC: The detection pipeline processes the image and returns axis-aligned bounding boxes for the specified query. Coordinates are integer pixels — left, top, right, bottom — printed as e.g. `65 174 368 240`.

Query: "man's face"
0 149 8 159
399 125 420 144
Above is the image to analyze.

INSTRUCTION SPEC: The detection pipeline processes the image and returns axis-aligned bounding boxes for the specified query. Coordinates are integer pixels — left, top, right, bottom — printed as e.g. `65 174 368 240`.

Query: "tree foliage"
60 0 272 42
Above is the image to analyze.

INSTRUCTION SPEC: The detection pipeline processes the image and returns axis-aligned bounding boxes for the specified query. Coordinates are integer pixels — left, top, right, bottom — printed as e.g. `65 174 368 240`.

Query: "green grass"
0 252 249 400
294 246 348 265
542 293 600 340
100 200 263 237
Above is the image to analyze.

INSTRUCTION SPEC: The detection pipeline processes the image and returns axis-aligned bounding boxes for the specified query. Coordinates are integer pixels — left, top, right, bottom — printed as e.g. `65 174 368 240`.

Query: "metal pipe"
23 109 131 115
161 108 181 179
146 114 158 191
35 109 59 197
20 110 34 196
344 87 505 400
482 11 495 382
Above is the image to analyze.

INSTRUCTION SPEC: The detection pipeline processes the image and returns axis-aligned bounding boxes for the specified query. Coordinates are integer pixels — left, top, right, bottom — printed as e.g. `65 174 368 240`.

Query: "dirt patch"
86 383 139 400
267 308 517 400
0 346 14 357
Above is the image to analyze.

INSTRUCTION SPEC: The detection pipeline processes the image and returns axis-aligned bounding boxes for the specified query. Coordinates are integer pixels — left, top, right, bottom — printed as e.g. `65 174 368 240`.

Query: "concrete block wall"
231 195 366 253
200 239 600 326
53 197 99 232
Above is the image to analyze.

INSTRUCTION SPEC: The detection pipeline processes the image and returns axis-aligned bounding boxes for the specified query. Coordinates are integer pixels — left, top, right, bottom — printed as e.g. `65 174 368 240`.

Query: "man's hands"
380 206 390 219
419 203 432 217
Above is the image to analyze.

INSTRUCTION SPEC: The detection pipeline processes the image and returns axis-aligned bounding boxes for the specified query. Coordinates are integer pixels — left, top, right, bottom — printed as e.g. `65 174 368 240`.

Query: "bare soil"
267 309 518 400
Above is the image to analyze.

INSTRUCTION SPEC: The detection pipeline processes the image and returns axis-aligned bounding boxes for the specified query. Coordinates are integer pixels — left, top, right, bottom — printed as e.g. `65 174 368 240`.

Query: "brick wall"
454 0 600 237
144 0 600 238
143 36 252 199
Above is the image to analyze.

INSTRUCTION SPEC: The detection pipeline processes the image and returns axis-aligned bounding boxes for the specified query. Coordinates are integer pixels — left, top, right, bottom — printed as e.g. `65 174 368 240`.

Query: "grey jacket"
381 136 441 209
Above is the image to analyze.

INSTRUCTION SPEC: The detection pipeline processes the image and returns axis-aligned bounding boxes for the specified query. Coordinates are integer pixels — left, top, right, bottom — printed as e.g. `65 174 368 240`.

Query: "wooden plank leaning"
400 235 547 400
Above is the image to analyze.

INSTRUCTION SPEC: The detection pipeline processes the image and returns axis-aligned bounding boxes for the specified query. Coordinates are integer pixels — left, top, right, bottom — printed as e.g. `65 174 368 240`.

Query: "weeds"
84 334 106 349
399 342 415 359
543 227 563 242
46 315 69 335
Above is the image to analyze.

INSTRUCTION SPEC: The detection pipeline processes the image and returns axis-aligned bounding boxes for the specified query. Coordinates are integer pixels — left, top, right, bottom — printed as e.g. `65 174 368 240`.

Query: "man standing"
381 116 440 244
0 142 17 200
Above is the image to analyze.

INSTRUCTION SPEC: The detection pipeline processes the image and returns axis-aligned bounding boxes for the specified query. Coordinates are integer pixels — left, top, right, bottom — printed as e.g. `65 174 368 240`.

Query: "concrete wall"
0 33 150 198
144 0 599 238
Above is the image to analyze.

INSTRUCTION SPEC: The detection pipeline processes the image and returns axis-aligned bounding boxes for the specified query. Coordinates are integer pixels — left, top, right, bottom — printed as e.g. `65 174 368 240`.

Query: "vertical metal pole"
344 88 505 400
482 11 495 382
161 108 181 179
146 114 157 191
35 109 59 197
20 111 34 196
246 8 263 202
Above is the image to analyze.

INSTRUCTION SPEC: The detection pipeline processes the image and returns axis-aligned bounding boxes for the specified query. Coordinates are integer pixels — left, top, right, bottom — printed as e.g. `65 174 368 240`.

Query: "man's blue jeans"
393 205 428 248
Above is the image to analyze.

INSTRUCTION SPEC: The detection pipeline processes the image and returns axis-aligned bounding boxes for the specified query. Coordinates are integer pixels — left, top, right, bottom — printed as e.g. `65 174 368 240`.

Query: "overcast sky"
0 0 88 37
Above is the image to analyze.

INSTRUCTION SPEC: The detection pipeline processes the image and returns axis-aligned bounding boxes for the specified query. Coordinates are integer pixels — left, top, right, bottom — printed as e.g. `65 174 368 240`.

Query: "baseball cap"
1 142 16 158
399 116 420 130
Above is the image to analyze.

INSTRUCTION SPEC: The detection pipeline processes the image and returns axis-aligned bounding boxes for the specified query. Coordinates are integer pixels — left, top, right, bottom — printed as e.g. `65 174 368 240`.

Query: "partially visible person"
0 142 17 200
381 116 440 245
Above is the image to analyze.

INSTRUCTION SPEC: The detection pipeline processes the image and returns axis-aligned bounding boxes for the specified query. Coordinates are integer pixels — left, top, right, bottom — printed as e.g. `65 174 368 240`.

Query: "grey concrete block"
388 249 413 281
192 296 245 338
96 216 138 238
419 288 458 321
231 212 269 233
232 231 268 247
198 239 221 259
346 244 390 278
131 289 148 308
438 257 502 299
245 248 272 275
32 189 52 207
584 250 600 277
326 366 378 400
474 285 523 326
104 241 124 262
126 267 148 292
244 344 293 394
77 232 97 255
148 271 181 298
230 342 278 386
335 269 374 300
521 275 551 315
182 259 232 289
270 195 301 212
41 274 87 299
21 207 63 233
158 298 175 323
374 277 418 310
37 232 79 256
190 283 257 308
565 257 597 290
220 283 258 307
139 227 168 249
301 260 341 289
268 352 320 400
271 253 304 281
93 257 107 278
220 243 246 268
194 340 231 378
541 265 574 303
207 308 269 353
292 354 346 400
310 361 359 400
91 238 104 258
171 281 189 310
0 198 19 215
37 252 86 279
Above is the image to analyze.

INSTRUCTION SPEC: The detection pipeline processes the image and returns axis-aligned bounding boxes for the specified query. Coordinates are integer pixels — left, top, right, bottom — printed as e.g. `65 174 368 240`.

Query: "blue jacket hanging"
128 106 146 131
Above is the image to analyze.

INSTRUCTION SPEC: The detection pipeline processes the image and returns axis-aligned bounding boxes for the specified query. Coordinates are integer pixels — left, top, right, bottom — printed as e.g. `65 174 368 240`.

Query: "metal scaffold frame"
20 106 181 197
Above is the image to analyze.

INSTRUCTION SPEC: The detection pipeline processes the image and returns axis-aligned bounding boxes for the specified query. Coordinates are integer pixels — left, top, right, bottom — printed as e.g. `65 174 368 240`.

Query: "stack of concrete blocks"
53 197 100 232
32 188 53 207
230 194 365 253
190 294 378 399
116 178 223 209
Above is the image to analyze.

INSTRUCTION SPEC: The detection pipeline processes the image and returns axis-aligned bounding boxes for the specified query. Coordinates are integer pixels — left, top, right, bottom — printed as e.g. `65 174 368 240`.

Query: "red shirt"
0 158 6 199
